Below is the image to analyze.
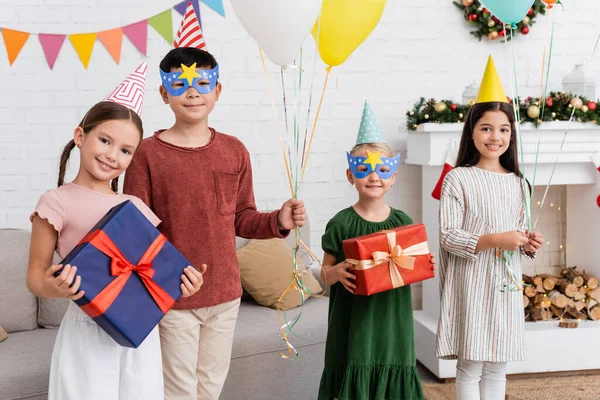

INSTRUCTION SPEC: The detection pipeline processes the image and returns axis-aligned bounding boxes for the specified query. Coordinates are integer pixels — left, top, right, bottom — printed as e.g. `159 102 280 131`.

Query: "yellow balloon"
312 0 387 67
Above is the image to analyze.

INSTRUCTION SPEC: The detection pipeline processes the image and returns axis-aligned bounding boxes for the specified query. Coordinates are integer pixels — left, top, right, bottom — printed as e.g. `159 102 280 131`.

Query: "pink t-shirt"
31 182 161 259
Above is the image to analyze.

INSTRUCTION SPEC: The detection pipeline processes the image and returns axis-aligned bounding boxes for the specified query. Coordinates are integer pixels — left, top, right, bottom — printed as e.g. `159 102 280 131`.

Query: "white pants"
159 298 241 400
456 358 507 400
49 302 164 400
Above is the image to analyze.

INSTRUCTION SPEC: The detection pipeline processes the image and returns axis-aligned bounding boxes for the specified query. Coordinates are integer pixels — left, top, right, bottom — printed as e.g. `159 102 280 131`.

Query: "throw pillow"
237 238 322 310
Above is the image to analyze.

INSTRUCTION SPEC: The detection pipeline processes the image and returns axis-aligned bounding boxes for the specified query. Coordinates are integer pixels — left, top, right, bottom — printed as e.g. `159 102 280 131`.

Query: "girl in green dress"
318 101 429 400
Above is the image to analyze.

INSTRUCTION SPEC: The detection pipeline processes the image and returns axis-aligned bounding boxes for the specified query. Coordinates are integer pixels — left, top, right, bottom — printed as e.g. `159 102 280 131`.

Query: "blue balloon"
480 0 535 27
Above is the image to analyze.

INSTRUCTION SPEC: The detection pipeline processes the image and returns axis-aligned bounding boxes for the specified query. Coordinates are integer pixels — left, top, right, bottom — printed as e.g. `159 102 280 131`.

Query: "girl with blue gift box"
26 63 204 400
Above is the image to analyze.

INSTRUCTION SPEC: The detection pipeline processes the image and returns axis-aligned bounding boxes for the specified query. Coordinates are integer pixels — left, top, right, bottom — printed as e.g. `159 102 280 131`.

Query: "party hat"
103 62 147 116
475 55 508 104
174 2 206 49
356 100 386 145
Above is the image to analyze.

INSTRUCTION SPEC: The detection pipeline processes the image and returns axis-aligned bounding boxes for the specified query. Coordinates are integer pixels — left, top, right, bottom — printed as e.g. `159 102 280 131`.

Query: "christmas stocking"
592 151 600 207
432 141 458 200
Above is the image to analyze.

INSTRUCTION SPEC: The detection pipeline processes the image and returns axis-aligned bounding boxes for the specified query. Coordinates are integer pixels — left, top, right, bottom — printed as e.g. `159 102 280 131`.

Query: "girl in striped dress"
435 94 544 397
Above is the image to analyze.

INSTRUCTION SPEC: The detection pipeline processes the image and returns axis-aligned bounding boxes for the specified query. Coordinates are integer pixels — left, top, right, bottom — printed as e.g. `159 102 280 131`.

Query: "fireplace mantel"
407 121 600 185
406 122 600 378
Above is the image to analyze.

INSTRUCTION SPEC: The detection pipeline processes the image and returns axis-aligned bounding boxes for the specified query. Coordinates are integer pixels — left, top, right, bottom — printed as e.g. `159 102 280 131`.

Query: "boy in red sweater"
124 47 306 399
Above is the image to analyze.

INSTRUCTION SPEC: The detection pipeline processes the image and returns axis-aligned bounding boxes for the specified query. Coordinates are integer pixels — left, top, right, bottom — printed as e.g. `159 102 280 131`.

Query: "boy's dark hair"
58 101 143 193
456 101 523 179
159 48 218 72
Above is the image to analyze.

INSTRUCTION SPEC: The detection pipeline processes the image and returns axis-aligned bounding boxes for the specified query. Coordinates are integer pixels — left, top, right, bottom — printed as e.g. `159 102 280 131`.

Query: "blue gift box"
59 200 190 348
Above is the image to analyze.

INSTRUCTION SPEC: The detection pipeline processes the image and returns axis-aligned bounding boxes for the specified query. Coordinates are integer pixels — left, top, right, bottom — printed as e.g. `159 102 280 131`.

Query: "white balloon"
230 0 322 66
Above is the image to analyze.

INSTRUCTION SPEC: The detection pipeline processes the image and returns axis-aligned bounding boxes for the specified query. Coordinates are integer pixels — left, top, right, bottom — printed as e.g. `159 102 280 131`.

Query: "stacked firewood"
523 267 600 322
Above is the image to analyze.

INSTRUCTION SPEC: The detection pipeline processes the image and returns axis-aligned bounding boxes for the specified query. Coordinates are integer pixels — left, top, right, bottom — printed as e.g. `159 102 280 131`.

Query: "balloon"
479 0 535 26
312 0 387 67
230 0 322 66
542 0 560 9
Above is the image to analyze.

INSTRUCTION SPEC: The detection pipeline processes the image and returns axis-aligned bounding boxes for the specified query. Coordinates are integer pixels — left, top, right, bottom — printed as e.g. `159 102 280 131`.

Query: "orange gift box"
342 224 435 296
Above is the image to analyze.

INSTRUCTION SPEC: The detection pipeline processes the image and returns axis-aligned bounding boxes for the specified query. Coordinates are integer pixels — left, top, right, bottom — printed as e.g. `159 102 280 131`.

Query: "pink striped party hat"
103 61 147 116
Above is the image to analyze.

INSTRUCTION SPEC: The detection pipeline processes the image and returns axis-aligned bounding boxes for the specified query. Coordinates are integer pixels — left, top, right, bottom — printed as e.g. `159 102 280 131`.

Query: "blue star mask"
347 150 401 179
160 63 219 96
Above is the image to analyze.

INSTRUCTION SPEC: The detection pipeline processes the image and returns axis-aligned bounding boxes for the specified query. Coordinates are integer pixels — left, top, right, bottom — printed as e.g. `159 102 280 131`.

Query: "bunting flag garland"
0 0 224 69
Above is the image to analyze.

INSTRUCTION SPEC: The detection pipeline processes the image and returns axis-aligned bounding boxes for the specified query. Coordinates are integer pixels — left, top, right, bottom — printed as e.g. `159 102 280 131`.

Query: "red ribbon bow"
77 230 175 319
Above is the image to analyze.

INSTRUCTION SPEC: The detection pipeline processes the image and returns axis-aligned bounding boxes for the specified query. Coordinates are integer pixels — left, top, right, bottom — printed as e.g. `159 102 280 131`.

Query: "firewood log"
587 287 600 303
557 280 579 298
561 266 585 288
575 299 586 312
523 295 530 308
573 286 587 301
548 290 569 308
533 276 543 287
542 275 557 291
551 305 566 319
582 270 599 290
587 298 598 310
531 307 552 321
588 305 600 321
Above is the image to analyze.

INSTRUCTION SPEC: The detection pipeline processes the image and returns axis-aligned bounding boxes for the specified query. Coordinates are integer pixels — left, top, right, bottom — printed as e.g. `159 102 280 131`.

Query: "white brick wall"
1 0 598 277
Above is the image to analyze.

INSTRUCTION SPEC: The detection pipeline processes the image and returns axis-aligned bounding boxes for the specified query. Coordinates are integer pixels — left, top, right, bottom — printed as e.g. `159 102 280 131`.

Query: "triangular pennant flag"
38 34 66 69
174 2 206 49
432 141 459 200
122 20 148 56
356 100 386 145
202 0 225 17
174 0 202 29
148 9 174 44
475 55 508 104
69 33 96 69
103 62 147 116
1 28 30 66
97 28 123 64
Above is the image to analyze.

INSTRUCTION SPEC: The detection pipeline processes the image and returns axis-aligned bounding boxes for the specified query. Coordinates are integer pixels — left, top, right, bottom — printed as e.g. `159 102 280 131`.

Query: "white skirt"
48 302 164 400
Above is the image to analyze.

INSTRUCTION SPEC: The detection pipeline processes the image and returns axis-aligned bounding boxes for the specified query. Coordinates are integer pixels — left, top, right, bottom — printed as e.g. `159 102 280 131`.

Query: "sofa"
0 220 329 400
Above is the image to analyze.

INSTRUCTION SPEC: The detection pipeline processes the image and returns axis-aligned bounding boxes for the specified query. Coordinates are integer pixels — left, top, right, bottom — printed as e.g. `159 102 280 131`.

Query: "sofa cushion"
38 298 69 328
0 229 38 333
0 328 57 400
237 238 322 310
232 295 328 359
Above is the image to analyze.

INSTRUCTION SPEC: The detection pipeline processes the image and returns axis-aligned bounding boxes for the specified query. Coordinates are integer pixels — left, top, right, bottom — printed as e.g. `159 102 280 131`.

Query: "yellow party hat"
475 55 508 104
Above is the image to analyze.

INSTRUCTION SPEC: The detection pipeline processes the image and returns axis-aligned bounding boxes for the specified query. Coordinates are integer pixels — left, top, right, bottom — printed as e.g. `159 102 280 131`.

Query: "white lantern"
562 64 596 99
462 80 479 104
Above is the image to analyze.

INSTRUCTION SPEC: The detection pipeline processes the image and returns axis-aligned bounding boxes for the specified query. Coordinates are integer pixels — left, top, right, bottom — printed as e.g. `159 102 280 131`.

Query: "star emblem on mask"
363 150 383 170
179 63 201 85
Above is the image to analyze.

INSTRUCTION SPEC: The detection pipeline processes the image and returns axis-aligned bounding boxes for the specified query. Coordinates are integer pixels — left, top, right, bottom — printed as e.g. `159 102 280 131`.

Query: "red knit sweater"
123 129 287 309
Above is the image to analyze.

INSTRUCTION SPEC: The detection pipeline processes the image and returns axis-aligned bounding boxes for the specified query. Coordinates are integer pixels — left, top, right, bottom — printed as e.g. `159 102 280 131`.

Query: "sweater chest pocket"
213 171 241 215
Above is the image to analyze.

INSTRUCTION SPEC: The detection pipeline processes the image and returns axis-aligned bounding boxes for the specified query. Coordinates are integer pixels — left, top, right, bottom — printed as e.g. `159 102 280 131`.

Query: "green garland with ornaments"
454 0 546 41
406 92 600 131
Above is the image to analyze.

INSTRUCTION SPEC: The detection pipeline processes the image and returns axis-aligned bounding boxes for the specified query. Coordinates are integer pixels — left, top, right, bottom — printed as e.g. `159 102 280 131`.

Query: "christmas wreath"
454 0 546 41
406 92 600 131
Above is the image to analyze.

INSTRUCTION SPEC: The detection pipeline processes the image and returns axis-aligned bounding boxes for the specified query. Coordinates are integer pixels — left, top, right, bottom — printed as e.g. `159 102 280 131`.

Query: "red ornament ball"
482 8 489 14
527 8 534 16
587 101 597 111
546 97 553 107
521 25 530 35
468 13 478 22
498 29 505 37
450 104 457 111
